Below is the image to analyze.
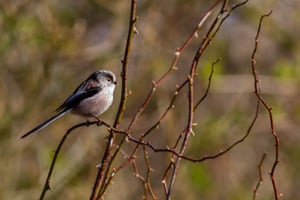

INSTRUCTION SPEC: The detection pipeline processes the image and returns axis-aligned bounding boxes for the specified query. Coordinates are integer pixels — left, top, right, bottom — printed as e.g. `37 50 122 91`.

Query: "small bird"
21 70 117 139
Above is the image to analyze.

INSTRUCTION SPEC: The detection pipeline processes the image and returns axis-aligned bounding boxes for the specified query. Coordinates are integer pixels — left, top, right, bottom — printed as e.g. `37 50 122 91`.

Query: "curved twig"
250 10 280 200
253 153 267 200
39 121 99 200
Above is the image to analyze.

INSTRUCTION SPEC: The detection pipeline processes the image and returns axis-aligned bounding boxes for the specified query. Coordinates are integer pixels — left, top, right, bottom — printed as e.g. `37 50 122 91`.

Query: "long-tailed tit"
21 70 117 139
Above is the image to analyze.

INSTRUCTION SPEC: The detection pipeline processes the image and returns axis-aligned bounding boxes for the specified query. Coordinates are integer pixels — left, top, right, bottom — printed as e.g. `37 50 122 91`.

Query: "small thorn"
133 26 139 34
194 31 199 38
46 180 51 190
152 80 157 87
190 129 195 136
96 163 102 168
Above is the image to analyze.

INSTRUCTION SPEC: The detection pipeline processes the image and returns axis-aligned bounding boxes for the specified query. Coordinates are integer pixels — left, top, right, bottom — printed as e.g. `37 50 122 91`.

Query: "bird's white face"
107 82 116 94
96 70 117 91
98 71 116 109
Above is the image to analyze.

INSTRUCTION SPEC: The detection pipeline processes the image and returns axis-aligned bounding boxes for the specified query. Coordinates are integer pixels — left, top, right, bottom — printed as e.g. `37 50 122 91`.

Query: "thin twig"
194 58 219 110
253 153 267 200
164 1 249 198
250 10 280 200
142 146 157 200
34 1 277 200
127 0 221 132
39 121 100 200
96 1 222 196
90 0 138 199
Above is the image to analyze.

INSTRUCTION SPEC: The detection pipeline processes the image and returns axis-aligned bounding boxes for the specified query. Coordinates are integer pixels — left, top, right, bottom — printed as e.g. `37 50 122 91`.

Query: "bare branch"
253 153 267 200
90 1 138 199
250 10 280 200
37 2 279 200
39 121 100 200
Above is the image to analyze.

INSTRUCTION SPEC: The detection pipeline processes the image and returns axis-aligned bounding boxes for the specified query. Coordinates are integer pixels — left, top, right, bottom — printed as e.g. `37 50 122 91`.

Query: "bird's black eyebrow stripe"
105 73 114 80
89 72 100 82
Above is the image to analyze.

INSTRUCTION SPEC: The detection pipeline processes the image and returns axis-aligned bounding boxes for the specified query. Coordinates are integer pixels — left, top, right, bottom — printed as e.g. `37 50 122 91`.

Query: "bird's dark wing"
55 87 102 112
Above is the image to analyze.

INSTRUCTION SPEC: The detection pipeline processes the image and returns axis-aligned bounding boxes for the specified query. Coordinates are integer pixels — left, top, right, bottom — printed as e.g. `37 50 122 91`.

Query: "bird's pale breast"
71 89 113 117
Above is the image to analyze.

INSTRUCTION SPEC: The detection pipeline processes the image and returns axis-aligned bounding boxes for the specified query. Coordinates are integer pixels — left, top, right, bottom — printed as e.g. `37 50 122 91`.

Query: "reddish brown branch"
142 146 157 200
95 1 224 195
194 58 219 110
250 10 280 200
127 0 220 132
176 0 223 54
164 1 249 198
253 153 267 200
34 1 278 200
90 0 137 199
92 2 221 195
39 121 107 200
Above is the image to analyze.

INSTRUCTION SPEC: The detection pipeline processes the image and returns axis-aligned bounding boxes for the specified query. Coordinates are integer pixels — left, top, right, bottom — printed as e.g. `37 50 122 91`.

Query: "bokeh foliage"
1 0 300 199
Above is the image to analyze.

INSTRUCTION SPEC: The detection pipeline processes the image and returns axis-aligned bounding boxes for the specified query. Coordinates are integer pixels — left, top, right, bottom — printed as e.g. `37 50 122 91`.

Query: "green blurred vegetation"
1 0 300 199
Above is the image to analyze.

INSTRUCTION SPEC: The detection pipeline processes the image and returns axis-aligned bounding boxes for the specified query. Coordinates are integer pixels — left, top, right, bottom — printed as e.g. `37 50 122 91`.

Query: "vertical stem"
90 1 137 199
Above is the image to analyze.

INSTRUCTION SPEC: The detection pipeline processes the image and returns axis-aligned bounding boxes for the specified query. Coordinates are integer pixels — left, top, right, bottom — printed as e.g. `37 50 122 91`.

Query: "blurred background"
1 0 299 199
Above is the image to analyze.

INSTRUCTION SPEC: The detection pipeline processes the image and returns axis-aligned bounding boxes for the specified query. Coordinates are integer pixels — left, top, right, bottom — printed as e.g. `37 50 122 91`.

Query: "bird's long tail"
20 108 72 139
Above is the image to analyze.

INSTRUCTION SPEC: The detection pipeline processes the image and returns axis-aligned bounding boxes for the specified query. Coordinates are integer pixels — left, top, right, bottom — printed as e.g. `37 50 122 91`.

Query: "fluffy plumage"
21 70 116 139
